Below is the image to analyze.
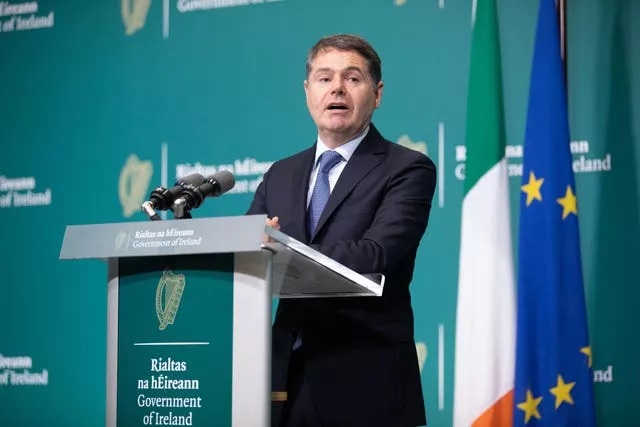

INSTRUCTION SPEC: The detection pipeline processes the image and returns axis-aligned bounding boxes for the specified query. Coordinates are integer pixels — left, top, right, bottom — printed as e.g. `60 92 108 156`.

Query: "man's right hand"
263 216 280 243
266 216 280 230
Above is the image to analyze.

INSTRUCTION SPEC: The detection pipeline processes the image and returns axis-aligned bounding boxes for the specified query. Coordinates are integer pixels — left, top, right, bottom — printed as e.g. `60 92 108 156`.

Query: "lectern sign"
116 255 234 426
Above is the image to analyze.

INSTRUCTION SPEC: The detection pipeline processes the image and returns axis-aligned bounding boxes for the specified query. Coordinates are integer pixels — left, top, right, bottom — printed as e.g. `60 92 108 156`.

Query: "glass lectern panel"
262 227 385 299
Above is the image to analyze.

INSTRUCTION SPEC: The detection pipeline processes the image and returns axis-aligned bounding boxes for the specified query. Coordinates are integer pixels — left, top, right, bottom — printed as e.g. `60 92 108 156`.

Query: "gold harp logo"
156 269 186 330
119 154 153 218
415 342 428 374
122 0 152 36
397 135 428 156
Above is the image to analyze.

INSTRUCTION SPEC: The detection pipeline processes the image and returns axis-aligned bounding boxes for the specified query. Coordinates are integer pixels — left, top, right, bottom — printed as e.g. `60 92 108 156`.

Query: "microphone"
141 173 206 220
172 170 235 219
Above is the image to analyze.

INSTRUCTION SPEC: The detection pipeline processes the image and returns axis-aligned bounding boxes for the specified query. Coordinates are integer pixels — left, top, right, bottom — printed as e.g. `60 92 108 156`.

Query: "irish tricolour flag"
453 0 516 426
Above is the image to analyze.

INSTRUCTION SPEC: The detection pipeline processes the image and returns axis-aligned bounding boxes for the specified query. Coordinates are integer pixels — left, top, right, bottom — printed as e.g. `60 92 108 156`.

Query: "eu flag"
514 0 596 425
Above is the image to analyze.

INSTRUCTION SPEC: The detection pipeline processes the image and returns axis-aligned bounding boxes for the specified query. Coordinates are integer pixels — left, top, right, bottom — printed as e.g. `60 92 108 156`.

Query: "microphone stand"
141 201 162 221
172 197 192 220
141 182 199 221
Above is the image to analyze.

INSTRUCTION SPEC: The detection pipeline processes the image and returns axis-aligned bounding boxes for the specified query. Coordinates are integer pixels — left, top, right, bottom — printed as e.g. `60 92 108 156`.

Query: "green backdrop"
1 0 638 426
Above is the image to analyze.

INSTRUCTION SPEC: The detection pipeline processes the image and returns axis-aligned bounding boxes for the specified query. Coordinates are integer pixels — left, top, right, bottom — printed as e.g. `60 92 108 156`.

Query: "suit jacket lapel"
310 125 387 242
290 146 316 243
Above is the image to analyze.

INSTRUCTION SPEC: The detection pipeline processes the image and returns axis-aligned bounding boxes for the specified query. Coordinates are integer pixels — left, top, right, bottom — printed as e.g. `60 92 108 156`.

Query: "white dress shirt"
306 125 369 207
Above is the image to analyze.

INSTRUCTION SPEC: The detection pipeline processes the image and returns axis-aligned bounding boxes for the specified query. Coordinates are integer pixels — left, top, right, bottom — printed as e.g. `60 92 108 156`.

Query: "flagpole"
558 0 567 87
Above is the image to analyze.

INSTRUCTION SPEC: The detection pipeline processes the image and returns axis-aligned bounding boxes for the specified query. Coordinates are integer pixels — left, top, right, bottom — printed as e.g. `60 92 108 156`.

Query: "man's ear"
374 81 384 108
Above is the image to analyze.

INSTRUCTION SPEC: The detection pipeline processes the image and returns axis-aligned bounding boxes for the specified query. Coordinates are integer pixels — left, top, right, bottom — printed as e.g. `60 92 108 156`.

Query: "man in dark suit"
246 34 437 427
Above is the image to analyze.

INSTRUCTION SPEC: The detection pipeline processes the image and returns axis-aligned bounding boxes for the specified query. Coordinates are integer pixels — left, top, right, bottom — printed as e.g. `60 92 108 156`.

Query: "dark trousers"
279 348 324 427
277 348 421 427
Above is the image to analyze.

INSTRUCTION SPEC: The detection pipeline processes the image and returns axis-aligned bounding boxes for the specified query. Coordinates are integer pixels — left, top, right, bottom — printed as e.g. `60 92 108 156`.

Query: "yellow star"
521 171 544 206
517 389 543 423
581 346 593 368
557 185 578 219
550 374 576 409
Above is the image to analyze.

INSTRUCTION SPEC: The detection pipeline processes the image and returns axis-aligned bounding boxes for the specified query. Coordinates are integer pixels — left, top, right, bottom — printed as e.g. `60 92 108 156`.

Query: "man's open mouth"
327 103 349 110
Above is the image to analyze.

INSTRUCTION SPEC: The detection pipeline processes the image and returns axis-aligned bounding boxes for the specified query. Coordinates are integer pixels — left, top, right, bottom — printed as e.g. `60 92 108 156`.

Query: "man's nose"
330 78 345 94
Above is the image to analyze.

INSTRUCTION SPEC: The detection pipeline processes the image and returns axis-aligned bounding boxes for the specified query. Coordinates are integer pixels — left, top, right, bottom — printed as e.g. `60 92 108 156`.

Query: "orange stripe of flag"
472 390 513 427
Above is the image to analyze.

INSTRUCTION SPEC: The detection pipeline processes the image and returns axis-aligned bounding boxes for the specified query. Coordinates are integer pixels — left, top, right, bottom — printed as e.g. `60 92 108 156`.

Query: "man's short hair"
305 34 382 86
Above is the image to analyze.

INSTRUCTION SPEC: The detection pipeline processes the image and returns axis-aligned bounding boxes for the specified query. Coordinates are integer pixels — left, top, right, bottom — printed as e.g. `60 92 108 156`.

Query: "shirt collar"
314 125 370 167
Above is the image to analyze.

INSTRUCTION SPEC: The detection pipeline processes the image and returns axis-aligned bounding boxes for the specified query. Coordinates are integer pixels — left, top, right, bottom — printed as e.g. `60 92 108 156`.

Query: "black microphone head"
148 173 205 211
209 170 235 194
175 173 205 187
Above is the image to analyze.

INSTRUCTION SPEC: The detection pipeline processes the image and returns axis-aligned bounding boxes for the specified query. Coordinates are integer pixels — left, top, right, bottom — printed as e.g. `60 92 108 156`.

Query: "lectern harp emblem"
156 269 186 330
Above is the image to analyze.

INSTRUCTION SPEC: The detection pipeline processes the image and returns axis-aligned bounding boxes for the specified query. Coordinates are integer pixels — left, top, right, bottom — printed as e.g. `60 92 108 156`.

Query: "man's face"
304 48 383 145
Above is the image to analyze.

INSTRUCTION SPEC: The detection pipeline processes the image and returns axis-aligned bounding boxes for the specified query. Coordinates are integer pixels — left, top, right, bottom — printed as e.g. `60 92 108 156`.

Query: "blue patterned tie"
307 150 343 237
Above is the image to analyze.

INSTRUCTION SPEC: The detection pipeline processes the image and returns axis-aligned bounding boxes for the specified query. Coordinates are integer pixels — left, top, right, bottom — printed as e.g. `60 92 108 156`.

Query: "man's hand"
262 216 280 243
266 216 280 230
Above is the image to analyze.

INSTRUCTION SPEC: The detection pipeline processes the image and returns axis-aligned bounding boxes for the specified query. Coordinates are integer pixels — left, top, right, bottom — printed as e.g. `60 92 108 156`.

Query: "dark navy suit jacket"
246 123 437 427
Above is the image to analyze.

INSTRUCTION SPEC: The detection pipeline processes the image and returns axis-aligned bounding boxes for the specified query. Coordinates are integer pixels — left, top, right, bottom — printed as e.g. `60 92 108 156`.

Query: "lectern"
59 215 384 427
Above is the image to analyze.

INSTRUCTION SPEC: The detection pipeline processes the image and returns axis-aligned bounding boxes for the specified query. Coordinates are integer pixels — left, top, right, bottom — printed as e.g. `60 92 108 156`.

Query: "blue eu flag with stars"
514 0 596 425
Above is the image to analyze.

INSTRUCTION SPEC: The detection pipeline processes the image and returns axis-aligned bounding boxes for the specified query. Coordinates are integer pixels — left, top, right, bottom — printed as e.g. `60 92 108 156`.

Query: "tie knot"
317 150 343 173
